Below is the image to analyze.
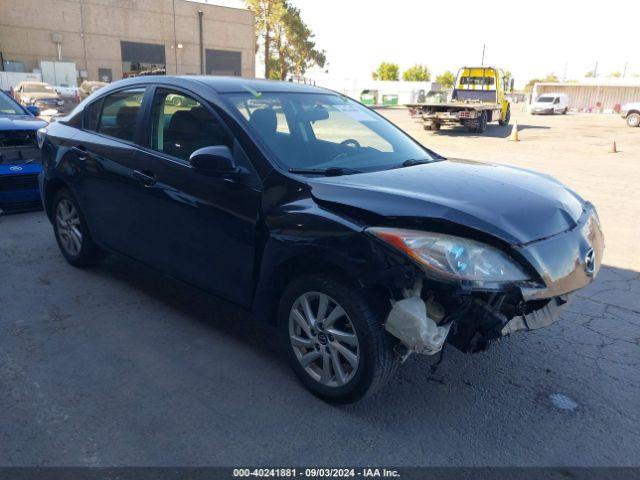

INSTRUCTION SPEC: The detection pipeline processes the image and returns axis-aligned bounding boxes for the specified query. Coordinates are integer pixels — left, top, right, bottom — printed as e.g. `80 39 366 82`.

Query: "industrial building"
533 79 640 112
0 0 255 84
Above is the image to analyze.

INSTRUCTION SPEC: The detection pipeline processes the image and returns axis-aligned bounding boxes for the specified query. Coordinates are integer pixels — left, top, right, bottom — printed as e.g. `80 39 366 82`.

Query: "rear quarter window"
83 98 103 131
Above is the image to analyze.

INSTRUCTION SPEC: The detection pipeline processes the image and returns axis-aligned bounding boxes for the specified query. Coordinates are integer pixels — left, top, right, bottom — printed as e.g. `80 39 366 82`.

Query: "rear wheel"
279 275 398 403
52 189 102 267
471 111 487 133
430 122 441 131
627 113 640 127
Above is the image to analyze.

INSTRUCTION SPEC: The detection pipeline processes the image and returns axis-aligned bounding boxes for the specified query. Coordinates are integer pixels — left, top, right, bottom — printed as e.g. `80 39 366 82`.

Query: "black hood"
306 159 584 245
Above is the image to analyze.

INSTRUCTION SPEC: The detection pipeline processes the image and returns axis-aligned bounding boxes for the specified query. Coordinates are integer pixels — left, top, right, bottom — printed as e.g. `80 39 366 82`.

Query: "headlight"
369 228 531 284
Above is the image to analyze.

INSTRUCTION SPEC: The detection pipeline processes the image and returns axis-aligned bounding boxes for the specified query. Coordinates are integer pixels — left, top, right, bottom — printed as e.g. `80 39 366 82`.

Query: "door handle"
133 169 157 187
72 145 88 161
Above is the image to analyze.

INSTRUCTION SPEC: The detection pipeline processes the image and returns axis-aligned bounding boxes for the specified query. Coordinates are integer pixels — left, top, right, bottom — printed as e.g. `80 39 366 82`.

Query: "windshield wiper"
288 167 363 176
402 158 433 167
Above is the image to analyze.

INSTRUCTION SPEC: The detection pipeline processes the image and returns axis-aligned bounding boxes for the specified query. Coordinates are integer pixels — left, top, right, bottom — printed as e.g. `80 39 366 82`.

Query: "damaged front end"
375 204 604 355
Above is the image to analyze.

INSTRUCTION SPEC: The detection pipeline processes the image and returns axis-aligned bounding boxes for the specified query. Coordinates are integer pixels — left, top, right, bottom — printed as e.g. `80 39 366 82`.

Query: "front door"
133 87 262 306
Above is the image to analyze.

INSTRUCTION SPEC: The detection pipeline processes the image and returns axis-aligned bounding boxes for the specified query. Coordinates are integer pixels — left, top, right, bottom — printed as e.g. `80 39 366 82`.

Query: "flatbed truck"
406 66 512 134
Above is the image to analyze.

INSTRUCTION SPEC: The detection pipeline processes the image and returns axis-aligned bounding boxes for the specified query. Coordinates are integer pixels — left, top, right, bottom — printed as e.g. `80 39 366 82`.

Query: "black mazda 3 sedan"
39 76 604 403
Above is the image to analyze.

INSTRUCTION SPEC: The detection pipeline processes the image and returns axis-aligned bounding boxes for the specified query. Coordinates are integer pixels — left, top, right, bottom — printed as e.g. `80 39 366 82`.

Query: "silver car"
620 102 640 127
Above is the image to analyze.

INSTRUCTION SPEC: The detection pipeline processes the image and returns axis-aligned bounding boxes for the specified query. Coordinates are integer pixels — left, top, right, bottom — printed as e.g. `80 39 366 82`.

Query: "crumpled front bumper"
501 294 572 336
515 203 604 301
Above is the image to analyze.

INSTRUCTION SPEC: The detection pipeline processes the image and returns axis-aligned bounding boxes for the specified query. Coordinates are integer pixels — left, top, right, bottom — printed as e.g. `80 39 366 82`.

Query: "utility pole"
593 61 598 78
480 44 485 66
623 62 628 78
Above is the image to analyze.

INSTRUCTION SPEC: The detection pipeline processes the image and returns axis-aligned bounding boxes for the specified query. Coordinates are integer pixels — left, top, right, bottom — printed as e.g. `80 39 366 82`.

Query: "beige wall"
535 83 640 111
0 0 255 81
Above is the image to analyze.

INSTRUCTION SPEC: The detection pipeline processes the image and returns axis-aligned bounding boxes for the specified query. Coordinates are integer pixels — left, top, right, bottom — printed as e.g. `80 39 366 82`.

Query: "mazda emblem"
584 248 596 276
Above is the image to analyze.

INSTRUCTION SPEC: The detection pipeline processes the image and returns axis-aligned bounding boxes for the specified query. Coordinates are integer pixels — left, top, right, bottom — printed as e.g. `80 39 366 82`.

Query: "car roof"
97 75 332 95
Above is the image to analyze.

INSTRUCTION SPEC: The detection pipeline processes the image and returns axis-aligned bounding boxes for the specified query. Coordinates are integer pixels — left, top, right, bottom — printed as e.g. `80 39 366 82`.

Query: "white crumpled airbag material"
385 296 451 355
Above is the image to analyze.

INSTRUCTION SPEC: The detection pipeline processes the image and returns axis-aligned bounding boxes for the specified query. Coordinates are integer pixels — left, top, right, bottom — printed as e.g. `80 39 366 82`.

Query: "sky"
283 0 639 88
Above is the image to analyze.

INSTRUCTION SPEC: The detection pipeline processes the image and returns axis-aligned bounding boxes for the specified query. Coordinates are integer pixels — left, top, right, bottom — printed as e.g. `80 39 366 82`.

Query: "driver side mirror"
189 145 237 175
26 105 41 117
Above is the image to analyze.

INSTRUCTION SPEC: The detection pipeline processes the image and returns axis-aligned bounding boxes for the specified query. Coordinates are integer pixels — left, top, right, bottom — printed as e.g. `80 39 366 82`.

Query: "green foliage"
435 70 455 88
372 62 400 81
524 73 559 92
585 70 596 78
608 71 622 78
246 0 325 80
402 64 431 81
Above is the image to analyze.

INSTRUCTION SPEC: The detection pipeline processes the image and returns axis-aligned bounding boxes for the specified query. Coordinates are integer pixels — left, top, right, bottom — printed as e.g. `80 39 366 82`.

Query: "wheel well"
257 256 390 325
628 110 640 116
42 178 68 220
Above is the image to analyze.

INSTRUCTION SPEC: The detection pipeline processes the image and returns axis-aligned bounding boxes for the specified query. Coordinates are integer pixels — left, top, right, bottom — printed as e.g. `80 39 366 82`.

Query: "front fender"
251 197 419 324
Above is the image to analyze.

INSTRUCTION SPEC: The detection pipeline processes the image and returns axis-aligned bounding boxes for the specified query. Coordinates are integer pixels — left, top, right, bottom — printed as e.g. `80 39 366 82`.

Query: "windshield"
0 94 24 116
24 84 55 94
225 92 434 173
537 96 554 103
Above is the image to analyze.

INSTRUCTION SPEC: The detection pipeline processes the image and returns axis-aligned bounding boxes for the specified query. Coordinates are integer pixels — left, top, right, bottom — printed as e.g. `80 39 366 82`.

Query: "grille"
0 130 40 164
0 174 39 192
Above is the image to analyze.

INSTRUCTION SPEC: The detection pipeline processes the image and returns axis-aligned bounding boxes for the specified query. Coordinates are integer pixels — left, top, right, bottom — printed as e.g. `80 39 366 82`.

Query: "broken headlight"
369 228 531 284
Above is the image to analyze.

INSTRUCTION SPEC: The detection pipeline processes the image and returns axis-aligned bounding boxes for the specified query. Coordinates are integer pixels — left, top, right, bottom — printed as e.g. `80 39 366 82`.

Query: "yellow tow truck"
407 66 512 134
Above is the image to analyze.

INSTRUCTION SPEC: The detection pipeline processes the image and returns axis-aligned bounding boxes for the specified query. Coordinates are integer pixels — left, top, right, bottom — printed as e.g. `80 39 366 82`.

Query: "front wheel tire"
279 275 398 403
498 108 511 126
52 189 102 268
627 113 640 127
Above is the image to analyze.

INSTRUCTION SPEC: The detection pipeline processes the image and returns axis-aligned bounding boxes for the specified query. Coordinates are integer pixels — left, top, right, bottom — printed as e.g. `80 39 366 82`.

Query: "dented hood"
307 159 584 245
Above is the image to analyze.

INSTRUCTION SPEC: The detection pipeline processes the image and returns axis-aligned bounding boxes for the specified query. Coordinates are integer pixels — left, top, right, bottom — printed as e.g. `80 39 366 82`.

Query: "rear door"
131 86 262 306
70 87 148 254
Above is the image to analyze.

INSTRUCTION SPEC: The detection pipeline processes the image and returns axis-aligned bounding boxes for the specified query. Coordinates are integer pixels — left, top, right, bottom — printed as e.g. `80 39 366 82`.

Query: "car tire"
627 113 640 128
562 108 568 114
52 189 103 268
431 122 441 131
498 107 511 126
473 111 487 133
278 274 399 403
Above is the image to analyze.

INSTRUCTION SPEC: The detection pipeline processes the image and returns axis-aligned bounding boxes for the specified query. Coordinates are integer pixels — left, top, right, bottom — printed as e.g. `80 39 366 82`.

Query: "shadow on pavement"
434 124 550 139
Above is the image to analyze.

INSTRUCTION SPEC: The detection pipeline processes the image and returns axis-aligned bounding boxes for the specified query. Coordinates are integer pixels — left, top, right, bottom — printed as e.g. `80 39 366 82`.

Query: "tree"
435 70 456 88
246 0 285 79
608 71 622 78
524 73 559 92
271 4 326 80
372 62 399 81
246 0 325 80
402 64 430 81
585 70 596 78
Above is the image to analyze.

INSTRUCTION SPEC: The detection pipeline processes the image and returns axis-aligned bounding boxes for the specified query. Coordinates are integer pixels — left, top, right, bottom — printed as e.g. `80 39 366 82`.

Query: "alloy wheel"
55 198 83 256
288 292 360 387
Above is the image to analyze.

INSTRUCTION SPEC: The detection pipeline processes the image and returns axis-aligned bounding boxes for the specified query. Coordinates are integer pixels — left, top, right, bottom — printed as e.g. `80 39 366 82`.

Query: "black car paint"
39 76 603 351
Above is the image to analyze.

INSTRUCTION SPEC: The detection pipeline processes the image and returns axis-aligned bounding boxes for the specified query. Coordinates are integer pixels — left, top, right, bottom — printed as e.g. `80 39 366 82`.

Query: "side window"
149 89 231 161
97 88 145 142
83 98 103 131
553 97 560 104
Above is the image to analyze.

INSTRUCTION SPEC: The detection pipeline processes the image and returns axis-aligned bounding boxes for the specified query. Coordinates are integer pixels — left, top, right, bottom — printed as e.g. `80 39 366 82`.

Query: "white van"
530 93 569 115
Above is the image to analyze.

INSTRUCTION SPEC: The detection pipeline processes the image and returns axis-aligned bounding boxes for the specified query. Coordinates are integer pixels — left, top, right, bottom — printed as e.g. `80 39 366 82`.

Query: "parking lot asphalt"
1 109 639 466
